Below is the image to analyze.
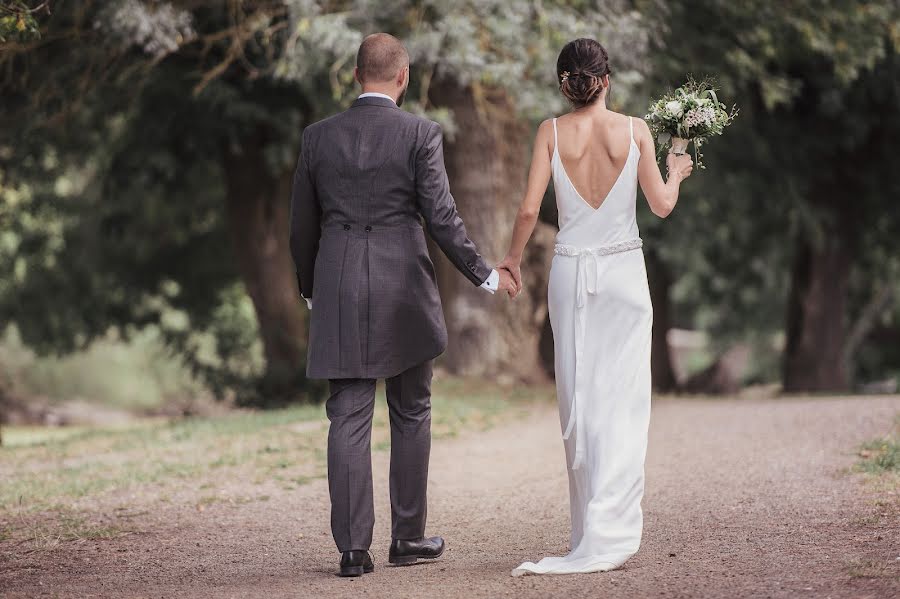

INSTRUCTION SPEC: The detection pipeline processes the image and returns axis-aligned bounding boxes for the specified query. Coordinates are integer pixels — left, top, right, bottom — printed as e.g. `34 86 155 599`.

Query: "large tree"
1 1 315 404
276 0 656 379
644 0 900 392
2 0 657 402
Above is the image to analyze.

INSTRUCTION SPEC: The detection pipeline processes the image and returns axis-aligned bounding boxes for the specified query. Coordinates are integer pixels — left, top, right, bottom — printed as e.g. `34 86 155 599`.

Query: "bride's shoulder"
610 111 644 125
531 119 556 155
621 112 647 126
535 118 557 140
621 113 651 137
623 115 652 155
630 114 649 127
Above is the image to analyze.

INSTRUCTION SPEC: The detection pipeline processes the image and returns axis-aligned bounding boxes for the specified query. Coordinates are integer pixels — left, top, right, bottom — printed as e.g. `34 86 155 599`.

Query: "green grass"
856 438 900 474
841 417 899 583
0 403 325 512
0 325 205 411
856 415 900 475
6 512 128 551
845 558 899 580
0 378 551 547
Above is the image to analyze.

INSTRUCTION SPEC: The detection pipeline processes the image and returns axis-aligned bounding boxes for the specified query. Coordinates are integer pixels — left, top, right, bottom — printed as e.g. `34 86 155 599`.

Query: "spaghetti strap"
552 117 559 154
628 116 634 143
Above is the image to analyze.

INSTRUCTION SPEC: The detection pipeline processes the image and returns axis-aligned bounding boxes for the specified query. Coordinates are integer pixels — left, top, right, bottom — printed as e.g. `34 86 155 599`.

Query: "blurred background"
1 0 899 428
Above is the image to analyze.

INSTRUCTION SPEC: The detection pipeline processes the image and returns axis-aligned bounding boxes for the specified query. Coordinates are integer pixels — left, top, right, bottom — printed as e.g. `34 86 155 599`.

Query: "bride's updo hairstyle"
557 38 611 108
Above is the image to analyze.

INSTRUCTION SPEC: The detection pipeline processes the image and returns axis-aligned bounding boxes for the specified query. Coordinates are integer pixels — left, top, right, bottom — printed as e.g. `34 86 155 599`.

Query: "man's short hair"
356 33 409 83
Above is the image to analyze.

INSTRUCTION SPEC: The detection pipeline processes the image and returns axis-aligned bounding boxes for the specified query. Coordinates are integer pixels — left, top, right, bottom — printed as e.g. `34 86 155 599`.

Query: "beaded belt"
554 238 643 257
553 237 643 470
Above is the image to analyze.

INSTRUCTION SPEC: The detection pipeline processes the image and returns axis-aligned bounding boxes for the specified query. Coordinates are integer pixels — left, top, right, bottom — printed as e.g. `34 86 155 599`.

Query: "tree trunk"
645 249 679 392
782 229 853 392
223 133 308 405
428 82 555 382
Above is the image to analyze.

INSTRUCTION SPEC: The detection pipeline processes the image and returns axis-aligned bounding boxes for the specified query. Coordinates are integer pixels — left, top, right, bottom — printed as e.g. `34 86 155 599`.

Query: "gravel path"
2 395 899 598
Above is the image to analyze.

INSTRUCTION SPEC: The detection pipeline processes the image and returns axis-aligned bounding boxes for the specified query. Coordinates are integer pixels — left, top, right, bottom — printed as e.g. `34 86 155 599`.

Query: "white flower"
665 100 683 118
683 106 716 128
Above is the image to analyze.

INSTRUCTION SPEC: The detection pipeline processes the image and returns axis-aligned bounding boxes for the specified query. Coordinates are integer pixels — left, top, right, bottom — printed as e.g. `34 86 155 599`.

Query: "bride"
500 38 694 576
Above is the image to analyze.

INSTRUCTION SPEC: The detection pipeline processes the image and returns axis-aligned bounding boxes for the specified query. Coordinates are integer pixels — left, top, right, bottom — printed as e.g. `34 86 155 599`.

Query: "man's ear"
354 66 363 86
397 65 409 88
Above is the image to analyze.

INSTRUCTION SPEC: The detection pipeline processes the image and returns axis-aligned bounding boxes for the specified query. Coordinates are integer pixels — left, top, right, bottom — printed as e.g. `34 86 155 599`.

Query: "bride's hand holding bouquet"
645 77 738 169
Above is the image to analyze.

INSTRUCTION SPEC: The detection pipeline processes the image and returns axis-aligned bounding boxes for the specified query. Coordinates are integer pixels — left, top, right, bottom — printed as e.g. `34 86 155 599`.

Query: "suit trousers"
326 359 433 551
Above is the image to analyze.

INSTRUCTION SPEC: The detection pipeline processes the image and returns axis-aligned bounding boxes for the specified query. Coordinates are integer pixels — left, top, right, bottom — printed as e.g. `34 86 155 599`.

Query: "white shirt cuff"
480 269 499 294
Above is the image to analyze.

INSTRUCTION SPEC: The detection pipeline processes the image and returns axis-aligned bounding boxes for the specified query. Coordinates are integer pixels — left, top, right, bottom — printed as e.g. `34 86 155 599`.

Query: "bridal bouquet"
645 77 737 169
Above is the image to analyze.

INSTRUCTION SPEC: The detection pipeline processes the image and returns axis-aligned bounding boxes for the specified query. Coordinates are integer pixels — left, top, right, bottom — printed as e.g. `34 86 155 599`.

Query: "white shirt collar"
358 92 396 104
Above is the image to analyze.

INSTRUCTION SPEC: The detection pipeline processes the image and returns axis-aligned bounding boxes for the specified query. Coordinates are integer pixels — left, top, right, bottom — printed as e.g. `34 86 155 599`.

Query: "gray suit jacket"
290 95 492 380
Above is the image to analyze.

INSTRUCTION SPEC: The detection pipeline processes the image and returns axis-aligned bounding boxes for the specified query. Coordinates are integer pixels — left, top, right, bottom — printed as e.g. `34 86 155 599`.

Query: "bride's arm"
498 119 554 294
634 117 693 218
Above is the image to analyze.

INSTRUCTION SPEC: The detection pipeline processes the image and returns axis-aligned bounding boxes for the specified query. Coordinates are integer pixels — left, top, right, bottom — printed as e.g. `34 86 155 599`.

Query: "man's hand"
497 267 519 298
497 255 522 291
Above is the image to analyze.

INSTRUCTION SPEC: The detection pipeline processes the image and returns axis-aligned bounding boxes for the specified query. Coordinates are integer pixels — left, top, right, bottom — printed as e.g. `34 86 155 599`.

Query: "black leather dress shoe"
339 550 374 577
388 536 445 566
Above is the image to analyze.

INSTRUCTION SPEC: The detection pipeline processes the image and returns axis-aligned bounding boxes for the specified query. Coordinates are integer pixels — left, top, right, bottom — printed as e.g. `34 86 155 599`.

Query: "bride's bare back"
498 39 694 293
552 111 633 210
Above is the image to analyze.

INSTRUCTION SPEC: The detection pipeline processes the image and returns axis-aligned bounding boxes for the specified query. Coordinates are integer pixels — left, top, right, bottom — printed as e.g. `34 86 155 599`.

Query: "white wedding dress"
513 116 653 576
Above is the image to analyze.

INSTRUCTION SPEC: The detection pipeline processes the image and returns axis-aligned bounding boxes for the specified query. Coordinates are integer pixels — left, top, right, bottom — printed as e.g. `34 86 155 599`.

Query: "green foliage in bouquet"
645 77 738 168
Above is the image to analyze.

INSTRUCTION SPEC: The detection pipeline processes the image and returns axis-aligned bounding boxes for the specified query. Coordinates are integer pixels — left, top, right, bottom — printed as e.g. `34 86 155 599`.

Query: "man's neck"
360 87 398 102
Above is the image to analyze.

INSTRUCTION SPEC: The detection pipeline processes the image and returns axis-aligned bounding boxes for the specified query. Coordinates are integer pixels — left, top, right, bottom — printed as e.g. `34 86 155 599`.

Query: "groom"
289 33 516 576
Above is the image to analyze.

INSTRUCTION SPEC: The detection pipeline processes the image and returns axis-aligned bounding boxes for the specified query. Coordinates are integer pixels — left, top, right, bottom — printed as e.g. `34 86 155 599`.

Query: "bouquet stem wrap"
669 137 690 155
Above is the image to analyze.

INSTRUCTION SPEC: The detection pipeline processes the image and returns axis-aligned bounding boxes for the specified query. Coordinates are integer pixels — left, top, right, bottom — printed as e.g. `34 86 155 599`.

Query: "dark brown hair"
356 33 409 83
556 38 612 108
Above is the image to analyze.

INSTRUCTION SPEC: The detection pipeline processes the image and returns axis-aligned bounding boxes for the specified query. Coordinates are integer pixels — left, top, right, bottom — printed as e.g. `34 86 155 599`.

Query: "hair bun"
557 39 611 108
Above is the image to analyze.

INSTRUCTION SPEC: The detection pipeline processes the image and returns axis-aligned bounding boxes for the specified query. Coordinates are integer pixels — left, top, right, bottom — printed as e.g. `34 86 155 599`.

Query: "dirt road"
2 395 899 598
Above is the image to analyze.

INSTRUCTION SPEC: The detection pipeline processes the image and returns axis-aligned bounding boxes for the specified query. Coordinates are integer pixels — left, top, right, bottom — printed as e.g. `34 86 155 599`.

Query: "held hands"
496 255 523 299
496 268 519 298
666 153 694 181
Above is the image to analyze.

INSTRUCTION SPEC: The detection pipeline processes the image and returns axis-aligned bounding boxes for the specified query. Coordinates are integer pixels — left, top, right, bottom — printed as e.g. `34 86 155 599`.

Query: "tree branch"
845 285 895 367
